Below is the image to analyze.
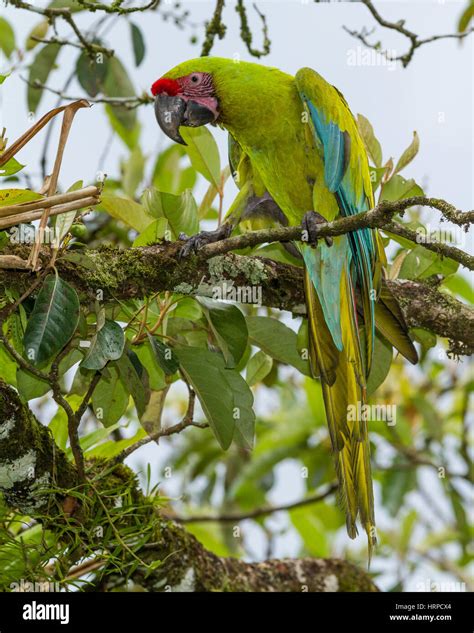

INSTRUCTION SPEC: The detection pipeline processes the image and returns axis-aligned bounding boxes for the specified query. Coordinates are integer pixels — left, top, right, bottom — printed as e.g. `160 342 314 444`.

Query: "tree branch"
174 483 338 524
0 382 378 592
345 0 474 67
1 240 472 354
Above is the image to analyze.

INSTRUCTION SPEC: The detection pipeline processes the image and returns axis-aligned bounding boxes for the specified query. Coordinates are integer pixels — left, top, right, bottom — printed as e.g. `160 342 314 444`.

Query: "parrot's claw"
301 211 333 248
179 223 233 258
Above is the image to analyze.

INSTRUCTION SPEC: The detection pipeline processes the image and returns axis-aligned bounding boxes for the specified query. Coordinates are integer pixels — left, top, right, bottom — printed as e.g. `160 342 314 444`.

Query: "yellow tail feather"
304 268 376 558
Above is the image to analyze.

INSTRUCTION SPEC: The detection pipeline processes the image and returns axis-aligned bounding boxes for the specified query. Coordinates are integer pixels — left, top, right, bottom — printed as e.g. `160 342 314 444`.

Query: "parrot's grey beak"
154 94 187 145
154 94 218 146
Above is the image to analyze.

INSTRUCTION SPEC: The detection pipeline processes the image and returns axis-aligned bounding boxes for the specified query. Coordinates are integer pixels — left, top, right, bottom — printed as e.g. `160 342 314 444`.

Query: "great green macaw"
151 58 417 554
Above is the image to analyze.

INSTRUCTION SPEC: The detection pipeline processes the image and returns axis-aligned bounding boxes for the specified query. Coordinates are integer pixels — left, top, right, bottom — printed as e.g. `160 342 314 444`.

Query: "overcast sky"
1 0 473 213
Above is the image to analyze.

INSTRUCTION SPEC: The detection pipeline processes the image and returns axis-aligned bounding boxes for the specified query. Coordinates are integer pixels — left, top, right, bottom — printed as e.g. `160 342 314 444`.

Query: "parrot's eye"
190 74 201 85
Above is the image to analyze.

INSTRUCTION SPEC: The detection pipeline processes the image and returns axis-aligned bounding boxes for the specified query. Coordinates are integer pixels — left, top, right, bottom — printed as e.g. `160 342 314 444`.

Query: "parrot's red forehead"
151 78 180 97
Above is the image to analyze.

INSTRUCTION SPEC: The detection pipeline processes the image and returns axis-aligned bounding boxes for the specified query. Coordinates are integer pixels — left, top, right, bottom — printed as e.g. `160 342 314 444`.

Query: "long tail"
304 267 376 557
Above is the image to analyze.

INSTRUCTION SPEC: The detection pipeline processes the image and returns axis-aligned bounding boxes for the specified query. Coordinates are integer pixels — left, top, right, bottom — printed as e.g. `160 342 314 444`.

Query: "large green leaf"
180 127 221 188
116 350 148 418
0 158 25 178
366 334 393 396
380 175 424 202
81 319 125 370
103 57 136 130
132 218 168 247
246 350 273 387
122 147 145 198
0 18 15 59
175 347 255 450
0 189 43 207
399 245 458 280
198 298 248 368
142 187 198 238
23 275 80 367
27 43 61 113
224 369 255 449
357 114 382 167
92 366 129 427
394 131 419 174
76 50 109 97
246 316 310 376
147 334 179 376
152 144 196 195
99 193 153 232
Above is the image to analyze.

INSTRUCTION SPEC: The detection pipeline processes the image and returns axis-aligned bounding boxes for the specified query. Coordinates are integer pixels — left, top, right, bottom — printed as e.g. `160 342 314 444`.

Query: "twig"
200 196 474 270
0 196 100 230
111 391 205 465
174 483 338 523
0 186 100 218
345 0 474 68
201 0 226 57
235 1 270 58
21 77 152 110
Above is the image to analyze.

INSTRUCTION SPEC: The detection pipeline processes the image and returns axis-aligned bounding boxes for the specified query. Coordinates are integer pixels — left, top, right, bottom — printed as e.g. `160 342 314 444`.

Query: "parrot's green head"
151 57 292 145
151 58 228 145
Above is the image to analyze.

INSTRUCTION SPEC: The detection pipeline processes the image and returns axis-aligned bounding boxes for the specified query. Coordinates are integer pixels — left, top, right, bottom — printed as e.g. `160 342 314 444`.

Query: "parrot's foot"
179 223 233 258
301 211 333 248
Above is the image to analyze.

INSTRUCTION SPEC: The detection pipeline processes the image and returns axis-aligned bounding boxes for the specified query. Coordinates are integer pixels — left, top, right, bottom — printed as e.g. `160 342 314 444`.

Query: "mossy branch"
0 381 378 592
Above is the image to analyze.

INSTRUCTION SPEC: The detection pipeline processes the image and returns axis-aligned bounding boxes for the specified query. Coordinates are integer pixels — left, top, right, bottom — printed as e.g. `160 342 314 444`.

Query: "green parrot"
151 58 417 554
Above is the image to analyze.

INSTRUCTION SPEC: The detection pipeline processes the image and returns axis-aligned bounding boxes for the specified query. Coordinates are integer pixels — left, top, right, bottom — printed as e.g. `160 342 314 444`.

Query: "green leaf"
152 144 196 195
380 175 424 202
105 104 140 150
0 18 15 59
224 369 255 449
99 193 153 232
368 166 387 193
198 298 248 368
0 72 11 85
381 462 417 517
17 348 82 399
134 340 166 390
122 147 145 198
23 274 80 367
147 334 179 375
175 347 251 450
132 218 168 247
399 245 458 280
0 342 17 385
180 127 221 188
246 316 311 376
76 50 109 97
357 113 382 167
26 20 49 52
27 43 61 113
366 334 393 396
0 158 25 178
246 350 273 387
142 187 198 239
48 407 68 451
92 367 129 426
394 131 419 175
458 1 474 32
130 23 145 66
115 351 148 418
443 273 474 303
103 57 136 130
0 189 43 207
53 179 83 243
81 319 125 370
